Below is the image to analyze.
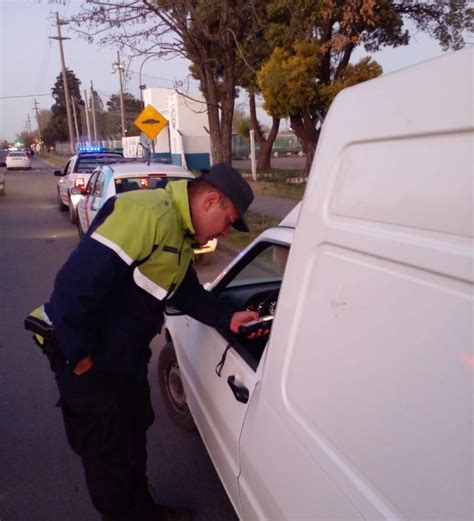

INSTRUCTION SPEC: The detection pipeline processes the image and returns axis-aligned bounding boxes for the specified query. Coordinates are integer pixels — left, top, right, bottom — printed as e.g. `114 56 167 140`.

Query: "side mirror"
70 187 83 196
53 170 62 177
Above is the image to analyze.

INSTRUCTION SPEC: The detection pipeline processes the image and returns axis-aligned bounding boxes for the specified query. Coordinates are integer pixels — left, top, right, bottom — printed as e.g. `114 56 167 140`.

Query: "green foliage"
106 92 142 137
43 69 84 145
318 57 383 112
51 69 83 118
42 116 68 147
237 118 251 139
258 42 321 117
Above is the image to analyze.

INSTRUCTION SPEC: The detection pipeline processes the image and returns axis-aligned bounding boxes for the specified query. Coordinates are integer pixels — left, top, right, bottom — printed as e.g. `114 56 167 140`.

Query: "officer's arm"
170 266 235 329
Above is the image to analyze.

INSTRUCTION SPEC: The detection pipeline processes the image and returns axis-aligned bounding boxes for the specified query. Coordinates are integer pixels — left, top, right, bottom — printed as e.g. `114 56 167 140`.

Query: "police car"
75 161 218 263
54 147 124 224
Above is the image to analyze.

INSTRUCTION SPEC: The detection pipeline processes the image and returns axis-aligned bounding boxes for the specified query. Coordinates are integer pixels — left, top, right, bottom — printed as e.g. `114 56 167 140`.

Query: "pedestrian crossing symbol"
134 105 169 140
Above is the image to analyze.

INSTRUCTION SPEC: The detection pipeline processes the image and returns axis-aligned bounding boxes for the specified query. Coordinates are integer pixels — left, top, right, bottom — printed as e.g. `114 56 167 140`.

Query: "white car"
6 151 31 170
75 161 217 262
54 149 124 224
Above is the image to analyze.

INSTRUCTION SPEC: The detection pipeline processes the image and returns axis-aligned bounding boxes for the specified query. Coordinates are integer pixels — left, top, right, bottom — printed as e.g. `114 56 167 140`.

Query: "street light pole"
139 54 159 109
50 12 75 153
113 51 126 138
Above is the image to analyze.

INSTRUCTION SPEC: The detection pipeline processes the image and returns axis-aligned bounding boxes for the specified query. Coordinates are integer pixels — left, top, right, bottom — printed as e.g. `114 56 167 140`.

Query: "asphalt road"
0 158 238 521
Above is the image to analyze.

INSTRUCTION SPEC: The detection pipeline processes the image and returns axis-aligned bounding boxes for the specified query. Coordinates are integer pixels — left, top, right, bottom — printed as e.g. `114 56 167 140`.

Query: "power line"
0 94 51 100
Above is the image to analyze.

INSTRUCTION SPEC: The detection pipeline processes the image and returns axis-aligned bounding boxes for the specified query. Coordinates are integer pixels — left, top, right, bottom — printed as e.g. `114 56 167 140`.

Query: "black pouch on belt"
24 315 66 373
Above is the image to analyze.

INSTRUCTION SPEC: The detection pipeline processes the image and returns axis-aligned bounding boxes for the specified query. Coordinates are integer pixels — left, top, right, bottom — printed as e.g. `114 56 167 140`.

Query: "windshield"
115 176 189 194
75 154 123 173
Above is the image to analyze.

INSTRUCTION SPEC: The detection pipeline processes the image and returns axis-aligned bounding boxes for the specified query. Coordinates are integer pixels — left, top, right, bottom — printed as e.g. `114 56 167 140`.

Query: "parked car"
0 150 9 167
159 49 473 521
6 151 31 170
75 161 217 263
0 171 5 195
54 148 124 224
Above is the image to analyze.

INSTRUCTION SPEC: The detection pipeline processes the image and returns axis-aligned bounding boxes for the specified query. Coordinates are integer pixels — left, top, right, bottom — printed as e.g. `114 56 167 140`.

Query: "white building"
123 88 211 170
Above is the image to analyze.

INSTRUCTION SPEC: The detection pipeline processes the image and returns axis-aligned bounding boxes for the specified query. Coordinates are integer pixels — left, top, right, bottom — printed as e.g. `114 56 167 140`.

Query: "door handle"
227 375 249 404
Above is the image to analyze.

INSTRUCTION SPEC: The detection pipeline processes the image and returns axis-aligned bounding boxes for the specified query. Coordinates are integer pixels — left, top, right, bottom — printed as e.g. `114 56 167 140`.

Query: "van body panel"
163 49 473 521
239 384 364 521
254 48 473 520
331 132 473 238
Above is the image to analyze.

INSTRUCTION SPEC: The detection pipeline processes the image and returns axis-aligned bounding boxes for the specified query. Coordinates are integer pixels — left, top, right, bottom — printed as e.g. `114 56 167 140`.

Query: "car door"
175 241 288 512
58 160 72 204
88 170 106 226
77 171 99 232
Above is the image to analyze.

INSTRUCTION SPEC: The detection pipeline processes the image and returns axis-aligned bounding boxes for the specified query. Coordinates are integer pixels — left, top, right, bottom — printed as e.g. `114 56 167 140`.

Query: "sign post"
134 105 169 164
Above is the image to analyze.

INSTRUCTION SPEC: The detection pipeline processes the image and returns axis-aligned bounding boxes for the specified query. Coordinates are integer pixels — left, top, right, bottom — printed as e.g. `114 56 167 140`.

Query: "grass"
221 211 280 251
240 168 307 201
248 179 306 200
37 153 67 168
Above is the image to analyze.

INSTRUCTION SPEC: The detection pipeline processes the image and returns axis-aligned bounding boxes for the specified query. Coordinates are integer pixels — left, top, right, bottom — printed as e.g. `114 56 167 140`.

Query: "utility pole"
71 97 80 145
33 99 43 146
112 51 126 138
50 11 75 153
84 89 92 146
90 81 97 144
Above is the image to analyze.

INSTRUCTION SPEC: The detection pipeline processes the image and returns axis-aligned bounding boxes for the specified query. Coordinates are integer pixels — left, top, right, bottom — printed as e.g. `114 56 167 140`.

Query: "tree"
43 69 84 146
257 0 473 173
106 92 142 137
72 1 258 164
233 106 251 137
42 116 68 147
16 131 38 149
37 109 52 133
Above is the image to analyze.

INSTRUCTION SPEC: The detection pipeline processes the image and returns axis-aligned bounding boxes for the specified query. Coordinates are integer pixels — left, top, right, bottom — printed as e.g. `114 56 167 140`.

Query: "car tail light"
75 178 85 188
140 179 148 188
148 173 166 178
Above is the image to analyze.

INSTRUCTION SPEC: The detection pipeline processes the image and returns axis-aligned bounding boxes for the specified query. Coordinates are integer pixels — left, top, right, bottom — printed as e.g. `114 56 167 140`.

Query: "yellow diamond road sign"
134 104 169 140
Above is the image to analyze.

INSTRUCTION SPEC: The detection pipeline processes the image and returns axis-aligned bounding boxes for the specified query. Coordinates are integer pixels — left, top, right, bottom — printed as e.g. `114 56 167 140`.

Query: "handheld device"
238 315 274 336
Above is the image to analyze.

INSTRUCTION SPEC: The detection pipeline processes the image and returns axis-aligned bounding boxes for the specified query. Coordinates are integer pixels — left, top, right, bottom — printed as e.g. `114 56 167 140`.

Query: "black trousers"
56 367 155 519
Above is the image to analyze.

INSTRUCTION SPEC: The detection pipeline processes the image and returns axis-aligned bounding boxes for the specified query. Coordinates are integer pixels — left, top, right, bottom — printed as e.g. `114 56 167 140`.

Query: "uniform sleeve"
45 236 130 366
170 266 236 329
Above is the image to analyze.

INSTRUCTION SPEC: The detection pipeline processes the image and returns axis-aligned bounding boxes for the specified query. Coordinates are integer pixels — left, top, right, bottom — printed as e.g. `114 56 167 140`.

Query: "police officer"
30 164 259 521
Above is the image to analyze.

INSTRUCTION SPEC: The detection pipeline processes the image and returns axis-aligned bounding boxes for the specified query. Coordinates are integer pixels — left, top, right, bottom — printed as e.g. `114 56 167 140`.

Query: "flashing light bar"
77 146 105 153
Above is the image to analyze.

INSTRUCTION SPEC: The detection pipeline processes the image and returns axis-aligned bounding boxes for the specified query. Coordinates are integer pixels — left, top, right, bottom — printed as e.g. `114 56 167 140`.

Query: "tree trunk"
200 63 224 164
248 89 280 171
219 61 236 164
257 116 280 171
290 111 319 176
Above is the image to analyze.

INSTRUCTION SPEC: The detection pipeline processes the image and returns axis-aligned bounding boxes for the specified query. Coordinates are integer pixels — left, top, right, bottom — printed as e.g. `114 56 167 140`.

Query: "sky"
0 0 465 142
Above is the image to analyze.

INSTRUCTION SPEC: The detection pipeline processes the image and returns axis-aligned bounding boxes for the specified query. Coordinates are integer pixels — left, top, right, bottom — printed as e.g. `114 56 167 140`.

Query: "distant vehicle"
75 161 217 263
54 147 124 224
0 150 9 167
6 151 31 170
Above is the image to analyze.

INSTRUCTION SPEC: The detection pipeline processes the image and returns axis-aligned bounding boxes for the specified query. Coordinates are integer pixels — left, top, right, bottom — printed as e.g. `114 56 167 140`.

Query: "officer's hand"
73 355 93 376
230 310 259 334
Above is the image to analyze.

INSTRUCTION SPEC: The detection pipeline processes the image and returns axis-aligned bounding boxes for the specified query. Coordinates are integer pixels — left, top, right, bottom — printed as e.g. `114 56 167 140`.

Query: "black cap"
200 163 254 232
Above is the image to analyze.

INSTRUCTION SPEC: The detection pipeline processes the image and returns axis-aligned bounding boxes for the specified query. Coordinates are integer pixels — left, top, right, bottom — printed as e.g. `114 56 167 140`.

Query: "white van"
160 48 473 521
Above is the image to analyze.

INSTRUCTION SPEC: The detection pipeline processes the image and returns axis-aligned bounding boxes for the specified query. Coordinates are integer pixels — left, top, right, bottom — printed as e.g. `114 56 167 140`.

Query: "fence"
54 139 124 155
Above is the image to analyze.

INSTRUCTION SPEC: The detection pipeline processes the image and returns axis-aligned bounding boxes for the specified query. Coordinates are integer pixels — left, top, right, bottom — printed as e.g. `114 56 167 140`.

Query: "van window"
216 242 290 370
